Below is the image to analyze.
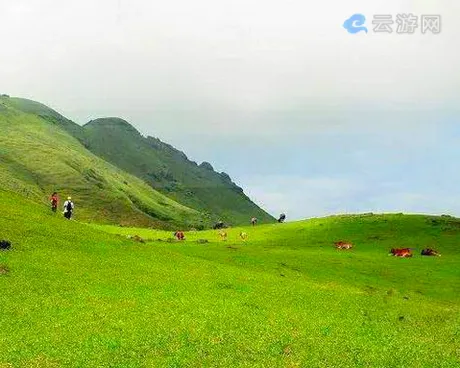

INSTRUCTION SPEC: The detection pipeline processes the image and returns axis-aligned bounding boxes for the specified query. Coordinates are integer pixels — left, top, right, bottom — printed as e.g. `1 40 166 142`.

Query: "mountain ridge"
0 95 275 226
0 95 204 228
83 116 274 225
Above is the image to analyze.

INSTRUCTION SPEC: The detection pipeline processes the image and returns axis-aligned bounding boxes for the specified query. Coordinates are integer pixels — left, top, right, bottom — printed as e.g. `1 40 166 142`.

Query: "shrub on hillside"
0 240 11 250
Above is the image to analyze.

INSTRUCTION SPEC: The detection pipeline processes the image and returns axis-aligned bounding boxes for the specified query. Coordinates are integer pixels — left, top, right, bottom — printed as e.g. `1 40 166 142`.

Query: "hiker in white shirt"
63 197 74 220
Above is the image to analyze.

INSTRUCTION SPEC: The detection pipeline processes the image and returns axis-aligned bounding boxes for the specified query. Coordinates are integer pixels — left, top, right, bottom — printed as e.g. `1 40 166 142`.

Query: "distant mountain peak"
84 117 141 135
199 161 214 171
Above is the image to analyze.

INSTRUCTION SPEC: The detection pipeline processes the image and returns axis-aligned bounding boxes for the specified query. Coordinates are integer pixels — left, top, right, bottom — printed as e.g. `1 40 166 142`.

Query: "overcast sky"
1 0 459 219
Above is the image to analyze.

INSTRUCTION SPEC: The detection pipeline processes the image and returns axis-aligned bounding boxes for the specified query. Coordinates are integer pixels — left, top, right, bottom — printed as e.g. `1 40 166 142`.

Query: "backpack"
66 201 73 212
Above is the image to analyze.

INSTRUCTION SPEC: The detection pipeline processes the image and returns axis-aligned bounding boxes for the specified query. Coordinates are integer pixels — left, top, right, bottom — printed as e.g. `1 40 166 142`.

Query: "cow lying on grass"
335 241 353 250
174 231 185 241
389 248 413 257
421 248 441 257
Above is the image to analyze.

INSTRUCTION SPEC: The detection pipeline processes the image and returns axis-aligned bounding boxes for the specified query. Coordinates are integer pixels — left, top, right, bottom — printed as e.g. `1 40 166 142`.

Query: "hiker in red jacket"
50 192 59 213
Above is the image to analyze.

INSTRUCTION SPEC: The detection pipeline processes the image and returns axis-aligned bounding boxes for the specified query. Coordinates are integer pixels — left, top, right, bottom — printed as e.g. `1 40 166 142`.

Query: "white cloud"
1 0 458 130
244 175 460 220
244 175 368 220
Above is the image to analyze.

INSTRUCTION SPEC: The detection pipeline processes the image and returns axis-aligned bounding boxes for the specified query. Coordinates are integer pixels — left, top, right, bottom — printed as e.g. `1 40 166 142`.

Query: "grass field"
1 190 459 367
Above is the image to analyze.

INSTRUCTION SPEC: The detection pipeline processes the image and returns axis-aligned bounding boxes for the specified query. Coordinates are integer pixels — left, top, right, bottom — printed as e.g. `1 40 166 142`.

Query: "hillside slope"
96 212 460 302
4 96 275 226
0 96 200 228
1 192 459 367
82 118 275 226
6 96 86 141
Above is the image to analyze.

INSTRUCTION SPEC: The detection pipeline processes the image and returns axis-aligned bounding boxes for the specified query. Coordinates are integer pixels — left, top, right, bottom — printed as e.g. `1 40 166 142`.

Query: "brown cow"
335 241 353 250
174 231 185 241
389 248 413 257
421 248 441 257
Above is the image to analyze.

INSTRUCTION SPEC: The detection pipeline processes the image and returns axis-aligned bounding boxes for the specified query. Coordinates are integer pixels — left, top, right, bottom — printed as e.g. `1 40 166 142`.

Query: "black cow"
421 248 441 257
213 221 226 230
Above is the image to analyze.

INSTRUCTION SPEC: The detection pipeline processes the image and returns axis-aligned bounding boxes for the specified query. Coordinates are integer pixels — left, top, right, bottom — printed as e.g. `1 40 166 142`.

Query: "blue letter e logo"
343 14 368 34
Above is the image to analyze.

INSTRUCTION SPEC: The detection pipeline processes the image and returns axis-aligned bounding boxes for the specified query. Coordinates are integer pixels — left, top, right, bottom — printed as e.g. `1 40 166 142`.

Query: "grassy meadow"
1 190 459 367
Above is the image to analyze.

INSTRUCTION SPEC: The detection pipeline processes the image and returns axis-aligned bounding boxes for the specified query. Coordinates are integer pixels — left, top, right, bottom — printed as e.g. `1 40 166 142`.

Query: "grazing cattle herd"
206 218 442 257
122 227 445 260
334 241 442 258
195 232 443 258
163 219 445 258
388 247 442 257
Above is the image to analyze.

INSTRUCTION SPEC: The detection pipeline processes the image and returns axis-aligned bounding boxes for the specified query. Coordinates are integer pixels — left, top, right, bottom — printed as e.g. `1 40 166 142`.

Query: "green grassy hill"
0 96 201 229
82 118 274 226
2 95 275 227
5 96 86 142
1 191 459 367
